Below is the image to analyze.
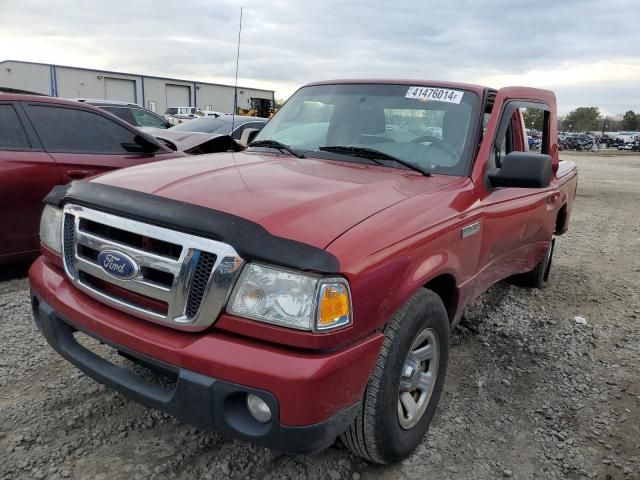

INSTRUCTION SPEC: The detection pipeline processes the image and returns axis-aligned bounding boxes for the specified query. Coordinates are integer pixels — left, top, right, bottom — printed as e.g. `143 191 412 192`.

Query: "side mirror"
238 128 260 147
487 152 552 188
122 132 164 154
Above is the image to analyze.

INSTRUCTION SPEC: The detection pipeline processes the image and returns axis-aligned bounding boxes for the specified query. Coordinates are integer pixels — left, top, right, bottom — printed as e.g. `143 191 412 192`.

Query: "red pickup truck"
29 80 577 464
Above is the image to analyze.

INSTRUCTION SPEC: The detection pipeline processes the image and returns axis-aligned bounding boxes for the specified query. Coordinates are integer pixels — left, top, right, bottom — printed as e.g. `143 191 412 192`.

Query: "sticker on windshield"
405 86 464 104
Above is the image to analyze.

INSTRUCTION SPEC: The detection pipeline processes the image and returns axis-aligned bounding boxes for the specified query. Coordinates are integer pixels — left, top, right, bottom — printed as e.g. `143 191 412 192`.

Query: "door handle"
66 169 91 180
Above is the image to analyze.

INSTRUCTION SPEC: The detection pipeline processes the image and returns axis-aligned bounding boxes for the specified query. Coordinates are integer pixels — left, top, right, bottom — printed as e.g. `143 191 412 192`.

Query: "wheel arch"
555 203 568 235
422 273 459 323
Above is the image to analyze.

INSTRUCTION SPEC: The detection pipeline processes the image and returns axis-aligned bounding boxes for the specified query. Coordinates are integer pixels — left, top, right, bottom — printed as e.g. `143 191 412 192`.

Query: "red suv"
0 93 184 265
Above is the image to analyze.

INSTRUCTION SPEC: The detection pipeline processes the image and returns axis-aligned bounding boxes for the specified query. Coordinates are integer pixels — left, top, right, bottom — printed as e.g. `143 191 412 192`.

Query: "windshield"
253 83 480 176
169 117 233 133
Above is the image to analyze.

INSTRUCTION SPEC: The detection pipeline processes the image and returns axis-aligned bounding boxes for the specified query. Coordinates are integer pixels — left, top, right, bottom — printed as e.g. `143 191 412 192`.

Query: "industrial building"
0 60 274 114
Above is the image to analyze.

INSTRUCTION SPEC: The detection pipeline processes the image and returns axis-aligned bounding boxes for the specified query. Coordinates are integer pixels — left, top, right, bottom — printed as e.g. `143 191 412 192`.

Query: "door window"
101 106 137 126
131 108 168 128
521 106 549 153
492 103 550 169
494 119 515 167
26 105 138 154
0 104 31 150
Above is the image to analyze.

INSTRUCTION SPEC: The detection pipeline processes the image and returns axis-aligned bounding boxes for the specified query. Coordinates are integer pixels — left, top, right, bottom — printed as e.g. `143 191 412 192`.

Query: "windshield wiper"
249 140 305 159
318 146 430 176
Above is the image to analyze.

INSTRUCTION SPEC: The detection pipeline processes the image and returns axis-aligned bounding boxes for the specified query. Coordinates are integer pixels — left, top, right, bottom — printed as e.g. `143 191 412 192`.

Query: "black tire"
341 289 449 464
513 236 555 288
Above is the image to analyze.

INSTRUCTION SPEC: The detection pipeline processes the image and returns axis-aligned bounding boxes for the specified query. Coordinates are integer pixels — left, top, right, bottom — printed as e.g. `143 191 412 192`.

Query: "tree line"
522 107 639 133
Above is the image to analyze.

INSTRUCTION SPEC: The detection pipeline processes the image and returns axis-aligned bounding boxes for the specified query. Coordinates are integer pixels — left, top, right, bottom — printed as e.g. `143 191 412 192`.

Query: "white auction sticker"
405 86 464 104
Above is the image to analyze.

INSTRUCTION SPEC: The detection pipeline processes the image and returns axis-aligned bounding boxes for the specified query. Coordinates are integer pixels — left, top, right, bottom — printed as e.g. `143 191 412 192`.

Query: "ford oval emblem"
97 250 138 280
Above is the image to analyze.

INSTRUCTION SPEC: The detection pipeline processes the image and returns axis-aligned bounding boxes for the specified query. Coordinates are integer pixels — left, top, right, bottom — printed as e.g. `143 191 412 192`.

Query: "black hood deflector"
45 182 340 273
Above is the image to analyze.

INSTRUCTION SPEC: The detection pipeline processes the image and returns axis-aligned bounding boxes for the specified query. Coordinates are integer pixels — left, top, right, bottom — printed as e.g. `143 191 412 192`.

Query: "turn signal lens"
316 282 351 330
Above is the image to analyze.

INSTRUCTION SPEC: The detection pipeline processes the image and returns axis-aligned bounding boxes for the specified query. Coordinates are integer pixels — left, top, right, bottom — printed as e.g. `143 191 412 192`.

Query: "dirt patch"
1 152 639 480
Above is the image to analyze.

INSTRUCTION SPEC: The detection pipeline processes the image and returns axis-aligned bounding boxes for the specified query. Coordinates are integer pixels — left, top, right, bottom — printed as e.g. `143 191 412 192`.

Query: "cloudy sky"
1 0 639 115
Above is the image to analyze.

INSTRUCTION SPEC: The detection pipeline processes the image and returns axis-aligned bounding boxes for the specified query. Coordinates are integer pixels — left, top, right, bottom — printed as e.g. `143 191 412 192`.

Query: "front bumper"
32 294 359 454
29 257 384 453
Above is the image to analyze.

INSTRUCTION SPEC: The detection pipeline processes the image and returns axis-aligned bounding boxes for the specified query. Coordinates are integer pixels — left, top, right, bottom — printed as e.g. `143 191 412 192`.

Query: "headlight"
227 263 352 331
39 205 63 254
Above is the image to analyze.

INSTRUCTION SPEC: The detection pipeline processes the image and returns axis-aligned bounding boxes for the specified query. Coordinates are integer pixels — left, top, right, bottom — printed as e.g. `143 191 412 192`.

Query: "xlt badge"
461 221 481 239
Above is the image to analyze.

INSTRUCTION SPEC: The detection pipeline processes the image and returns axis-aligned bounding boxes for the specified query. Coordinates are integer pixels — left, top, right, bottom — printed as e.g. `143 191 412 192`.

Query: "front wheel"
341 289 449 464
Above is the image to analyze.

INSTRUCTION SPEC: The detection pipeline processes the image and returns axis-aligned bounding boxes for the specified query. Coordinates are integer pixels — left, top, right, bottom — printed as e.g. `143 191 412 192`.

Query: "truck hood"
92 152 458 249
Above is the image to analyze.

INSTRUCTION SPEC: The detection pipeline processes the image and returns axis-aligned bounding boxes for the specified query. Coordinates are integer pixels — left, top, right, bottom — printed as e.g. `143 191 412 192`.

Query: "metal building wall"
165 84 191 109
0 61 51 95
196 84 235 112
140 77 165 112
195 84 275 113
1 61 275 113
54 67 143 102
104 78 137 102
142 77 194 114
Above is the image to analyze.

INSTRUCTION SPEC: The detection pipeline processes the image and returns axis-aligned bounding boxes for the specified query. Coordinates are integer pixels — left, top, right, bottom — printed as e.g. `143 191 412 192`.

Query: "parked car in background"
167 114 267 137
576 137 599 152
559 134 576 150
0 93 185 265
600 134 616 148
528 135 541 150
617 140 640 151
561 133 592 150
201 110 225 117
164 106 203 125
616 133 640 150
147 115 269 152
76 99 172 129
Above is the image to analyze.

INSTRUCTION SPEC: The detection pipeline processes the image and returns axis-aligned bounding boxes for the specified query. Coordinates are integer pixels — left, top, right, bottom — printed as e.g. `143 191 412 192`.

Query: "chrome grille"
185 252 217 319
63 214 76 277
61 204 243 331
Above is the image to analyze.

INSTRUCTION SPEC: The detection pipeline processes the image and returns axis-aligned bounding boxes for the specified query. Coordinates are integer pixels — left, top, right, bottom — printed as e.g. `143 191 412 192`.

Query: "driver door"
471 94 560 293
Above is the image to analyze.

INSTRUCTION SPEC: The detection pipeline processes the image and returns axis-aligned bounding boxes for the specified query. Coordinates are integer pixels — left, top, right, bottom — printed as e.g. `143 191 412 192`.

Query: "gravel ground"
1 151 639 480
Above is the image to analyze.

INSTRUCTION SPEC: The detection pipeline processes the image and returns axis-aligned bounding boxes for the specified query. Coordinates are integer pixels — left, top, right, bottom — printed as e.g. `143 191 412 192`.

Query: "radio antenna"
232 7 243 132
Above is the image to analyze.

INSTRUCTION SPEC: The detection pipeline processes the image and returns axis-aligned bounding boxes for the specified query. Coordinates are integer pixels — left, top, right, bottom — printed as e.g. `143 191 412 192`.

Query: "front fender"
334 229 472 342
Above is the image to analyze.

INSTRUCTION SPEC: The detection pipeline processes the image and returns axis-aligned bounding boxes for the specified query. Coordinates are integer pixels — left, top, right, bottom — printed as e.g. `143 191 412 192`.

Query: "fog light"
246 394 272 423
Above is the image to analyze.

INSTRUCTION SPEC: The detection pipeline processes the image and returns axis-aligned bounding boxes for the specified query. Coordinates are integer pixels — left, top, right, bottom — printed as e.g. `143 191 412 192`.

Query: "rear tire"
513 236 555 289
341 289 449 464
